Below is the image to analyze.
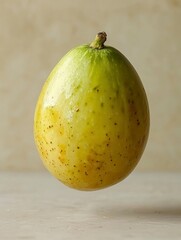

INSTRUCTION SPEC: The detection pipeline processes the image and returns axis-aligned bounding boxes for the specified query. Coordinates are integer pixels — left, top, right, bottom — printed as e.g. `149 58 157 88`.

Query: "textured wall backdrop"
1 0 181 171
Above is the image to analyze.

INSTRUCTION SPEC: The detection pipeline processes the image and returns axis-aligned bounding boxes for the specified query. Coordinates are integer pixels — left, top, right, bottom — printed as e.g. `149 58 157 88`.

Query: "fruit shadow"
95 204 181 222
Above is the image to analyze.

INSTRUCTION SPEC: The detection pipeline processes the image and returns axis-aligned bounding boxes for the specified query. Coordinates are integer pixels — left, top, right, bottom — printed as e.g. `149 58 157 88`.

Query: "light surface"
1 172 180 239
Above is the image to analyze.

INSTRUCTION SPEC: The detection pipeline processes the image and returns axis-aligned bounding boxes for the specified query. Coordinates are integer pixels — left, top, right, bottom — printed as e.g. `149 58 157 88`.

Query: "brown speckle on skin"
93 85 99 91
137 119 140 126
76 108 79 112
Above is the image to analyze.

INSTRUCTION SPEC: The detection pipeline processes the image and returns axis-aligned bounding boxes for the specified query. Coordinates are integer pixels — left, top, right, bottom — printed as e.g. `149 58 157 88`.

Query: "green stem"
90 32 107 49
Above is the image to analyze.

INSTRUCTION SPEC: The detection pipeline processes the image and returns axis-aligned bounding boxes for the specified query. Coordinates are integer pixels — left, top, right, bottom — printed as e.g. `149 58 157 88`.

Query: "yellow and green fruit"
34 32 150 190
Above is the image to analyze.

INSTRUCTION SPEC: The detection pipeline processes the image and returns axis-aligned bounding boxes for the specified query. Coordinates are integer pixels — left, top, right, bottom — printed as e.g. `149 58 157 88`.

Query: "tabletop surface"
0 172 181 240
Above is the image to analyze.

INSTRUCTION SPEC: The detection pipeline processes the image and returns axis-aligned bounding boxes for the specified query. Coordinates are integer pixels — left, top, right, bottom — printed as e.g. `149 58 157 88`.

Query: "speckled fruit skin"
34 43 150 191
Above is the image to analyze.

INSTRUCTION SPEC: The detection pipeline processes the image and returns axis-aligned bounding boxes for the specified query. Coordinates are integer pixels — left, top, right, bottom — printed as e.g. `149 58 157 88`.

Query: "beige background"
1 0 181 172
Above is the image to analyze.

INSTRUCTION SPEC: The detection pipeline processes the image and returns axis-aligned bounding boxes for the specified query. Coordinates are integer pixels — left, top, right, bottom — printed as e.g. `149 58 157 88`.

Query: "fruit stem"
90 32 107 49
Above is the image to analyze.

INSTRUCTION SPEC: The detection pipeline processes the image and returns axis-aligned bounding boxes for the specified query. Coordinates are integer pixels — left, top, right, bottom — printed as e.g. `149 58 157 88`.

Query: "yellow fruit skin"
34 45 150 191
